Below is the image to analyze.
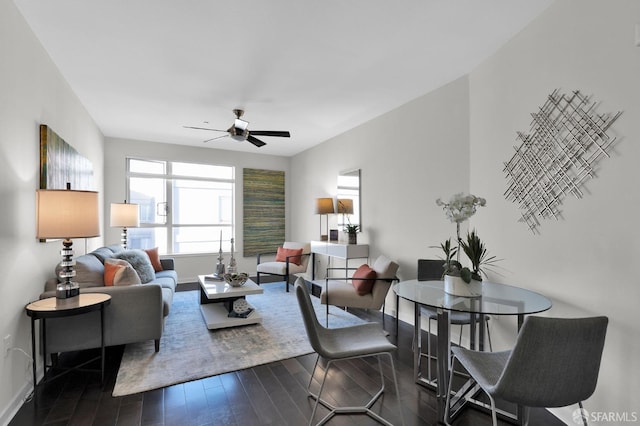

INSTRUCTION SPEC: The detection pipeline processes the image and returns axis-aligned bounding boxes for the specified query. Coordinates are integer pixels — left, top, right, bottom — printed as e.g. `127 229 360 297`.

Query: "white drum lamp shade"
110 202 140 228
36 189 100 239
110 201 139 249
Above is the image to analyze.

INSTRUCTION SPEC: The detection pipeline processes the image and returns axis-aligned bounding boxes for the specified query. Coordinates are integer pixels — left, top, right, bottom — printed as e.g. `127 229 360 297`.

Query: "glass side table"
25 293 111 387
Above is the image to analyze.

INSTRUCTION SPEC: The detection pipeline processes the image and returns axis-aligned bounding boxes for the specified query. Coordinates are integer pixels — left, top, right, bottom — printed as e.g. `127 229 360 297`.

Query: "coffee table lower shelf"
199 303 262 330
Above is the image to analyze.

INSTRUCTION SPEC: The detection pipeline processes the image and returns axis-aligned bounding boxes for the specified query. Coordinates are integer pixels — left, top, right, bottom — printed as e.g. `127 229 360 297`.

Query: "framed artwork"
40 124 93 190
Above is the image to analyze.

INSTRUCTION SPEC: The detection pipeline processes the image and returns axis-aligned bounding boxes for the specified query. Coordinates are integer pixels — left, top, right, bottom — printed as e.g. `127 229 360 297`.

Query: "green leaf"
460 267 472 283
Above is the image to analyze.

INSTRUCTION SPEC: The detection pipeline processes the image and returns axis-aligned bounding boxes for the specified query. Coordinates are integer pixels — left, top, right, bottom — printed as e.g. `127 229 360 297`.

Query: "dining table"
393 279 552 424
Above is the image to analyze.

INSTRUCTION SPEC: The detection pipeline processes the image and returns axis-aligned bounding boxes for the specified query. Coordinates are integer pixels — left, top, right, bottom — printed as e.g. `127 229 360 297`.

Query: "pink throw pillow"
352 264 377 296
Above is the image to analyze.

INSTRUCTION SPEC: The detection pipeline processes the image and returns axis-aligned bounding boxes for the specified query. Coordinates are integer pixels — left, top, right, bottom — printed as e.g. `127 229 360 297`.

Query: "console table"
310 241 369 279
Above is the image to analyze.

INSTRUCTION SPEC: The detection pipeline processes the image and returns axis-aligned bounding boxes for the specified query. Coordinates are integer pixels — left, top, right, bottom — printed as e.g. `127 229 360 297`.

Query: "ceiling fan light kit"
184 109 291 148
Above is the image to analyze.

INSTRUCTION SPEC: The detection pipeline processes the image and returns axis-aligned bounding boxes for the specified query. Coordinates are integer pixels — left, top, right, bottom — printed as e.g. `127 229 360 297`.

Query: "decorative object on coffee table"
213 229 225 279
227 237 237 274
223 272 248 287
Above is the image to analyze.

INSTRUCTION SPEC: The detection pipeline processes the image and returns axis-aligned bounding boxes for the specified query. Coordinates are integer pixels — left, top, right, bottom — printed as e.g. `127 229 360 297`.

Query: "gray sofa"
41 244 177 353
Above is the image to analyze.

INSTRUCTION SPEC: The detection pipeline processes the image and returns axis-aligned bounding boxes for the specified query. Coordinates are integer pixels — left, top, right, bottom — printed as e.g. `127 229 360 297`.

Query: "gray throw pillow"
113 249 155 284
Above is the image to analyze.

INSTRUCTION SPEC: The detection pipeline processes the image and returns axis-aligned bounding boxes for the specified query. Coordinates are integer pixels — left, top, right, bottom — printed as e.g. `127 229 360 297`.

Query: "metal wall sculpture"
503 89 621 232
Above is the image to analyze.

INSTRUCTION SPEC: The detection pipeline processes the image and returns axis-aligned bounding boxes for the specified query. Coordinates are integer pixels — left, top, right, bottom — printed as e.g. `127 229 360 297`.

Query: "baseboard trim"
0 380 34 426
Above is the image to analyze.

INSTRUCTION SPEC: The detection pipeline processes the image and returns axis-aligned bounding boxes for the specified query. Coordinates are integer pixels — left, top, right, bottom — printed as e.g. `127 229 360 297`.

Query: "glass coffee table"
198 275 264 329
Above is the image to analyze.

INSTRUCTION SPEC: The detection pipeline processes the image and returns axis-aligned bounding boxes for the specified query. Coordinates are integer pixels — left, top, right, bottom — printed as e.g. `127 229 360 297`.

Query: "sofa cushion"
104 259 141 286
113 250 155 284
144 247 164 272
352 264 377 295
154 271 178 292
56 254 104 288
107 244 125 254
91 246 116 263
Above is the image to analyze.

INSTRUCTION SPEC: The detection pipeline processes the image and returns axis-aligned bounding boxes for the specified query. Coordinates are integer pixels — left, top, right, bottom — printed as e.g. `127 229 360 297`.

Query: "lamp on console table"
110 200 140 249
315 197 334 241
337 198 353 225
36 185 100 300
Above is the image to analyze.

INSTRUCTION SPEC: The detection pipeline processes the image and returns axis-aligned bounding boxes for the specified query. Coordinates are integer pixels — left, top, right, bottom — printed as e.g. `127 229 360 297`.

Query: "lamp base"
56 283 80 299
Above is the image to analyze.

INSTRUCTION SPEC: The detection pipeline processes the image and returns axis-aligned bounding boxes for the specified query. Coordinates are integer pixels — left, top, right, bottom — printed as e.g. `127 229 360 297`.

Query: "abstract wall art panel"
39 124 93 190
243 168 285 257
503 90 621 233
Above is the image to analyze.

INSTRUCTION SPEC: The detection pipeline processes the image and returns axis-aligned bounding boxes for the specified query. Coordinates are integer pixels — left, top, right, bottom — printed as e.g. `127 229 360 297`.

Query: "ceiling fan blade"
183 125 227 132
247 135 266 147
203 134 229 143
249 130 291 138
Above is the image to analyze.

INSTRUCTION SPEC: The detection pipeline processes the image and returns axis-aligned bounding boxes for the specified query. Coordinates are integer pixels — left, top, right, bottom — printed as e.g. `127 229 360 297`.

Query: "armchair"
256 241 311 292
319 255 399 326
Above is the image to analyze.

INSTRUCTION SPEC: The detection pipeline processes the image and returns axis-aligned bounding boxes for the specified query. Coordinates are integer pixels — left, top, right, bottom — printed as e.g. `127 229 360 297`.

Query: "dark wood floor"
10 283 565 426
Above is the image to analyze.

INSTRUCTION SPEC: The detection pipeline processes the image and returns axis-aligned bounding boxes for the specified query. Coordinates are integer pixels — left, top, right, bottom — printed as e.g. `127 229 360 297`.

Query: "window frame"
125 157 235 255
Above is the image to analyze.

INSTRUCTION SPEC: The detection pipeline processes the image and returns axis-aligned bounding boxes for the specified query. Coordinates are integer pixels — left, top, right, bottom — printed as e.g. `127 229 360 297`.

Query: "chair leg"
522 406 531 426
427 317 433 381
487 393 498 426
579 401 588 426
307 355 321 396
256 272 261 285
310 359 333 426
325 303 329 327
382 302 386 328
385 353 406 426
486 318 493 351
306 353 401 426
395 294 400 337
445 356 457 425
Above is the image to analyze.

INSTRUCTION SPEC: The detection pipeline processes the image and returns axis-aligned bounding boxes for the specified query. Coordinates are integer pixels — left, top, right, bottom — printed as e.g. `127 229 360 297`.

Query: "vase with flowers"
435 193 494 297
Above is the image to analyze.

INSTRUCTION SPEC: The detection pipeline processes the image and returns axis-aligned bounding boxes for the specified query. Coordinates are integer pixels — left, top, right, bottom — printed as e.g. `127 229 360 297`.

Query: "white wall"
104 137 290 283
289 1 640 424
290 76 471 317
469 0 640 422
0 0 105 422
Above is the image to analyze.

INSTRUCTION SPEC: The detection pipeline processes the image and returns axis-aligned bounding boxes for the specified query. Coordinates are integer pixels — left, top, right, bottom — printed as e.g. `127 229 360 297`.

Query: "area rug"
112 282 365 396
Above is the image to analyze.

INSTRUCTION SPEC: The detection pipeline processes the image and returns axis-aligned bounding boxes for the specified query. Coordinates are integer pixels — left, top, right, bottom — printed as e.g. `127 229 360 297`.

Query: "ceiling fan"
183 109 291 147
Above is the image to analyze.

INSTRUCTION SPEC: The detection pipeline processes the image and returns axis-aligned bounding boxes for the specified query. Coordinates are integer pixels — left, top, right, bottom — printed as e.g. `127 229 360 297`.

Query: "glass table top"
394 279 552 316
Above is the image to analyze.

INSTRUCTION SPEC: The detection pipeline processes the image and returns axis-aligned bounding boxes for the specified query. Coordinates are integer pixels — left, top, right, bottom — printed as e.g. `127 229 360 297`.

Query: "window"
126 158 234 255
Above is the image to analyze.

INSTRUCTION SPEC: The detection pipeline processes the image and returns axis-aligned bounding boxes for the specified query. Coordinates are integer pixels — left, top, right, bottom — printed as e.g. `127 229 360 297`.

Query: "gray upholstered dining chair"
416 259 492 381
445 315 608 426
294 278 404 426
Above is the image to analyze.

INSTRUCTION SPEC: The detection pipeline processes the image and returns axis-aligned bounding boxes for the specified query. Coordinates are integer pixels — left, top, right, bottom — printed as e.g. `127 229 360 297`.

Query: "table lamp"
337 198 353 225
110 200 140 249
36 186 100 299
315 197 334 241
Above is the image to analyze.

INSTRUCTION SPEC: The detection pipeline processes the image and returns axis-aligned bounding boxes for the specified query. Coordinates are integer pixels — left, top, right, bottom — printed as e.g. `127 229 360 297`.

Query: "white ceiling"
14 0 553 157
